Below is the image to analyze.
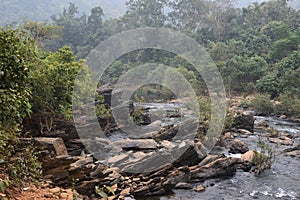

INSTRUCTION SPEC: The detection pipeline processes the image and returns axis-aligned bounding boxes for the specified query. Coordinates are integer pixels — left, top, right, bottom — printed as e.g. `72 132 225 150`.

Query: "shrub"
251 94 274 115
239 100 251 109
253 138 276 174
0 28 41 188
274 94 300 117
30 46 93 132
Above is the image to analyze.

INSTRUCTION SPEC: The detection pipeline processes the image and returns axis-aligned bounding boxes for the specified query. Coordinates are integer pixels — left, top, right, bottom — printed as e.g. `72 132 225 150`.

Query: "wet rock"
154 125 179 140
194 185 205 192
114 139 158 150
175 182 193 189
173 141 207 167
269 137 293 145
198 155 224 167
190 156 239 181
238 129 253 136
241 150 255 163
283 150 300 158
279 115 287 119
224 132 232 139
233 111 254 132
256 121 269 128
282 147 300 158
108 154 130 166
228 139 249 154
159 140 176 149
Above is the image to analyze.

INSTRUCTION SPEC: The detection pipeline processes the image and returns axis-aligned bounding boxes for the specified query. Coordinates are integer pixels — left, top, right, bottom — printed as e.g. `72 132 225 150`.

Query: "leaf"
98 191 108 199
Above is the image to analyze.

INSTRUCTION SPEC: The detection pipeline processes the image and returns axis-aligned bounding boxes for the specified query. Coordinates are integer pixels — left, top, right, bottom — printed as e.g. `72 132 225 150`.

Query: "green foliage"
0 28 33 133
239 100 251 109
0 178 9 193
30 46 91 120
0 28 41 188
274 94 300 117
251 94 274 115
95 185 116 199
9 146 41 187
223 109 235 133
71 178 79 200
225 54 267 92
253 138 276 174
256 73 281 98
95 94 112 119
131 94 147 126
123 0 167 28
198 96 211 123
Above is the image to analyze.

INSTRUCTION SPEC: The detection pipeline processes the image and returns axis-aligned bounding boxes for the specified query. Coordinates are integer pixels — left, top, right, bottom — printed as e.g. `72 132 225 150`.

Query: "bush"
30 46 93 132
8 144 41 187
253 138 276 174
274 94 300 117
251 94 274 115
0 28 41 188
239 100 251 109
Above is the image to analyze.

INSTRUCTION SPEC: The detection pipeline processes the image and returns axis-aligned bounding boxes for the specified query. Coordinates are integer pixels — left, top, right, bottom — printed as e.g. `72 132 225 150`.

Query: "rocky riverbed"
23 102 300 200
158 116 300 200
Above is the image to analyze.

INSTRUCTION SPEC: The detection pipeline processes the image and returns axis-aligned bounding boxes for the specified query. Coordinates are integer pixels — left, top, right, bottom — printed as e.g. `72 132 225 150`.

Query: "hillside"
0 0 127 26
0 0 299 26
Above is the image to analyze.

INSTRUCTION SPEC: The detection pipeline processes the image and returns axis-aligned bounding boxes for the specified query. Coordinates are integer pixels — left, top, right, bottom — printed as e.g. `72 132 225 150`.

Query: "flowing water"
110 103 300 200
160 116 300 200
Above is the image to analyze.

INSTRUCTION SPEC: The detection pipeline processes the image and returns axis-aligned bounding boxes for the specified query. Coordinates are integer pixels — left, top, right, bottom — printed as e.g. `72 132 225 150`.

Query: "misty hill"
0 0 127 26
0 0 299 26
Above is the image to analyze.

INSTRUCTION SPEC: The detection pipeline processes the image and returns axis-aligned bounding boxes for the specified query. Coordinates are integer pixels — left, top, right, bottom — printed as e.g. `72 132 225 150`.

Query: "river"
110 103 300 200
159 116 300 200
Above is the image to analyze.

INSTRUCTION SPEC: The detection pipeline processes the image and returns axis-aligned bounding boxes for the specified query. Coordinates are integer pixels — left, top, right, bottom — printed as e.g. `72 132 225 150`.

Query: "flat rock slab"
34 137 68 156
108 154 130 166
269 137 293 145
113 139 158 150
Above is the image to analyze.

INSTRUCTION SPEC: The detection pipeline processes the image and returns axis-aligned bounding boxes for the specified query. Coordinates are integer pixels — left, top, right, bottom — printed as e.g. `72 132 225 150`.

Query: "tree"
169 0 208 31
169 0 236 41
30 46 92 133
226 55 268 92
0 28 41 186
0 28 34 145
122 0 168 28
22 21 63 47
51 3 86 53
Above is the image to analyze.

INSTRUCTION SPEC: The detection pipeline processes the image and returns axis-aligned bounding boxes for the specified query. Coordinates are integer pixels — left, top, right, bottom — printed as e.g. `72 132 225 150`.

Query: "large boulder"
233 111 254 132
190 156 240 181
228 139 249 154
241 150 255 163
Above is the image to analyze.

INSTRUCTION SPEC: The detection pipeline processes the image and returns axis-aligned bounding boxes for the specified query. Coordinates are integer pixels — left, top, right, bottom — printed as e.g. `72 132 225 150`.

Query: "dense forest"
0 0 299 198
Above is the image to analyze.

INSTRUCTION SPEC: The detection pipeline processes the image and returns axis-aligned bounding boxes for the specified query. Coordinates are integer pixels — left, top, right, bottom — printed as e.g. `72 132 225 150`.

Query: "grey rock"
228 139 249 154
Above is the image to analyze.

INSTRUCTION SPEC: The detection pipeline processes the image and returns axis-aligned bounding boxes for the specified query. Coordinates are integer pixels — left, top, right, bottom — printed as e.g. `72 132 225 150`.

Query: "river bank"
7 99 300 200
